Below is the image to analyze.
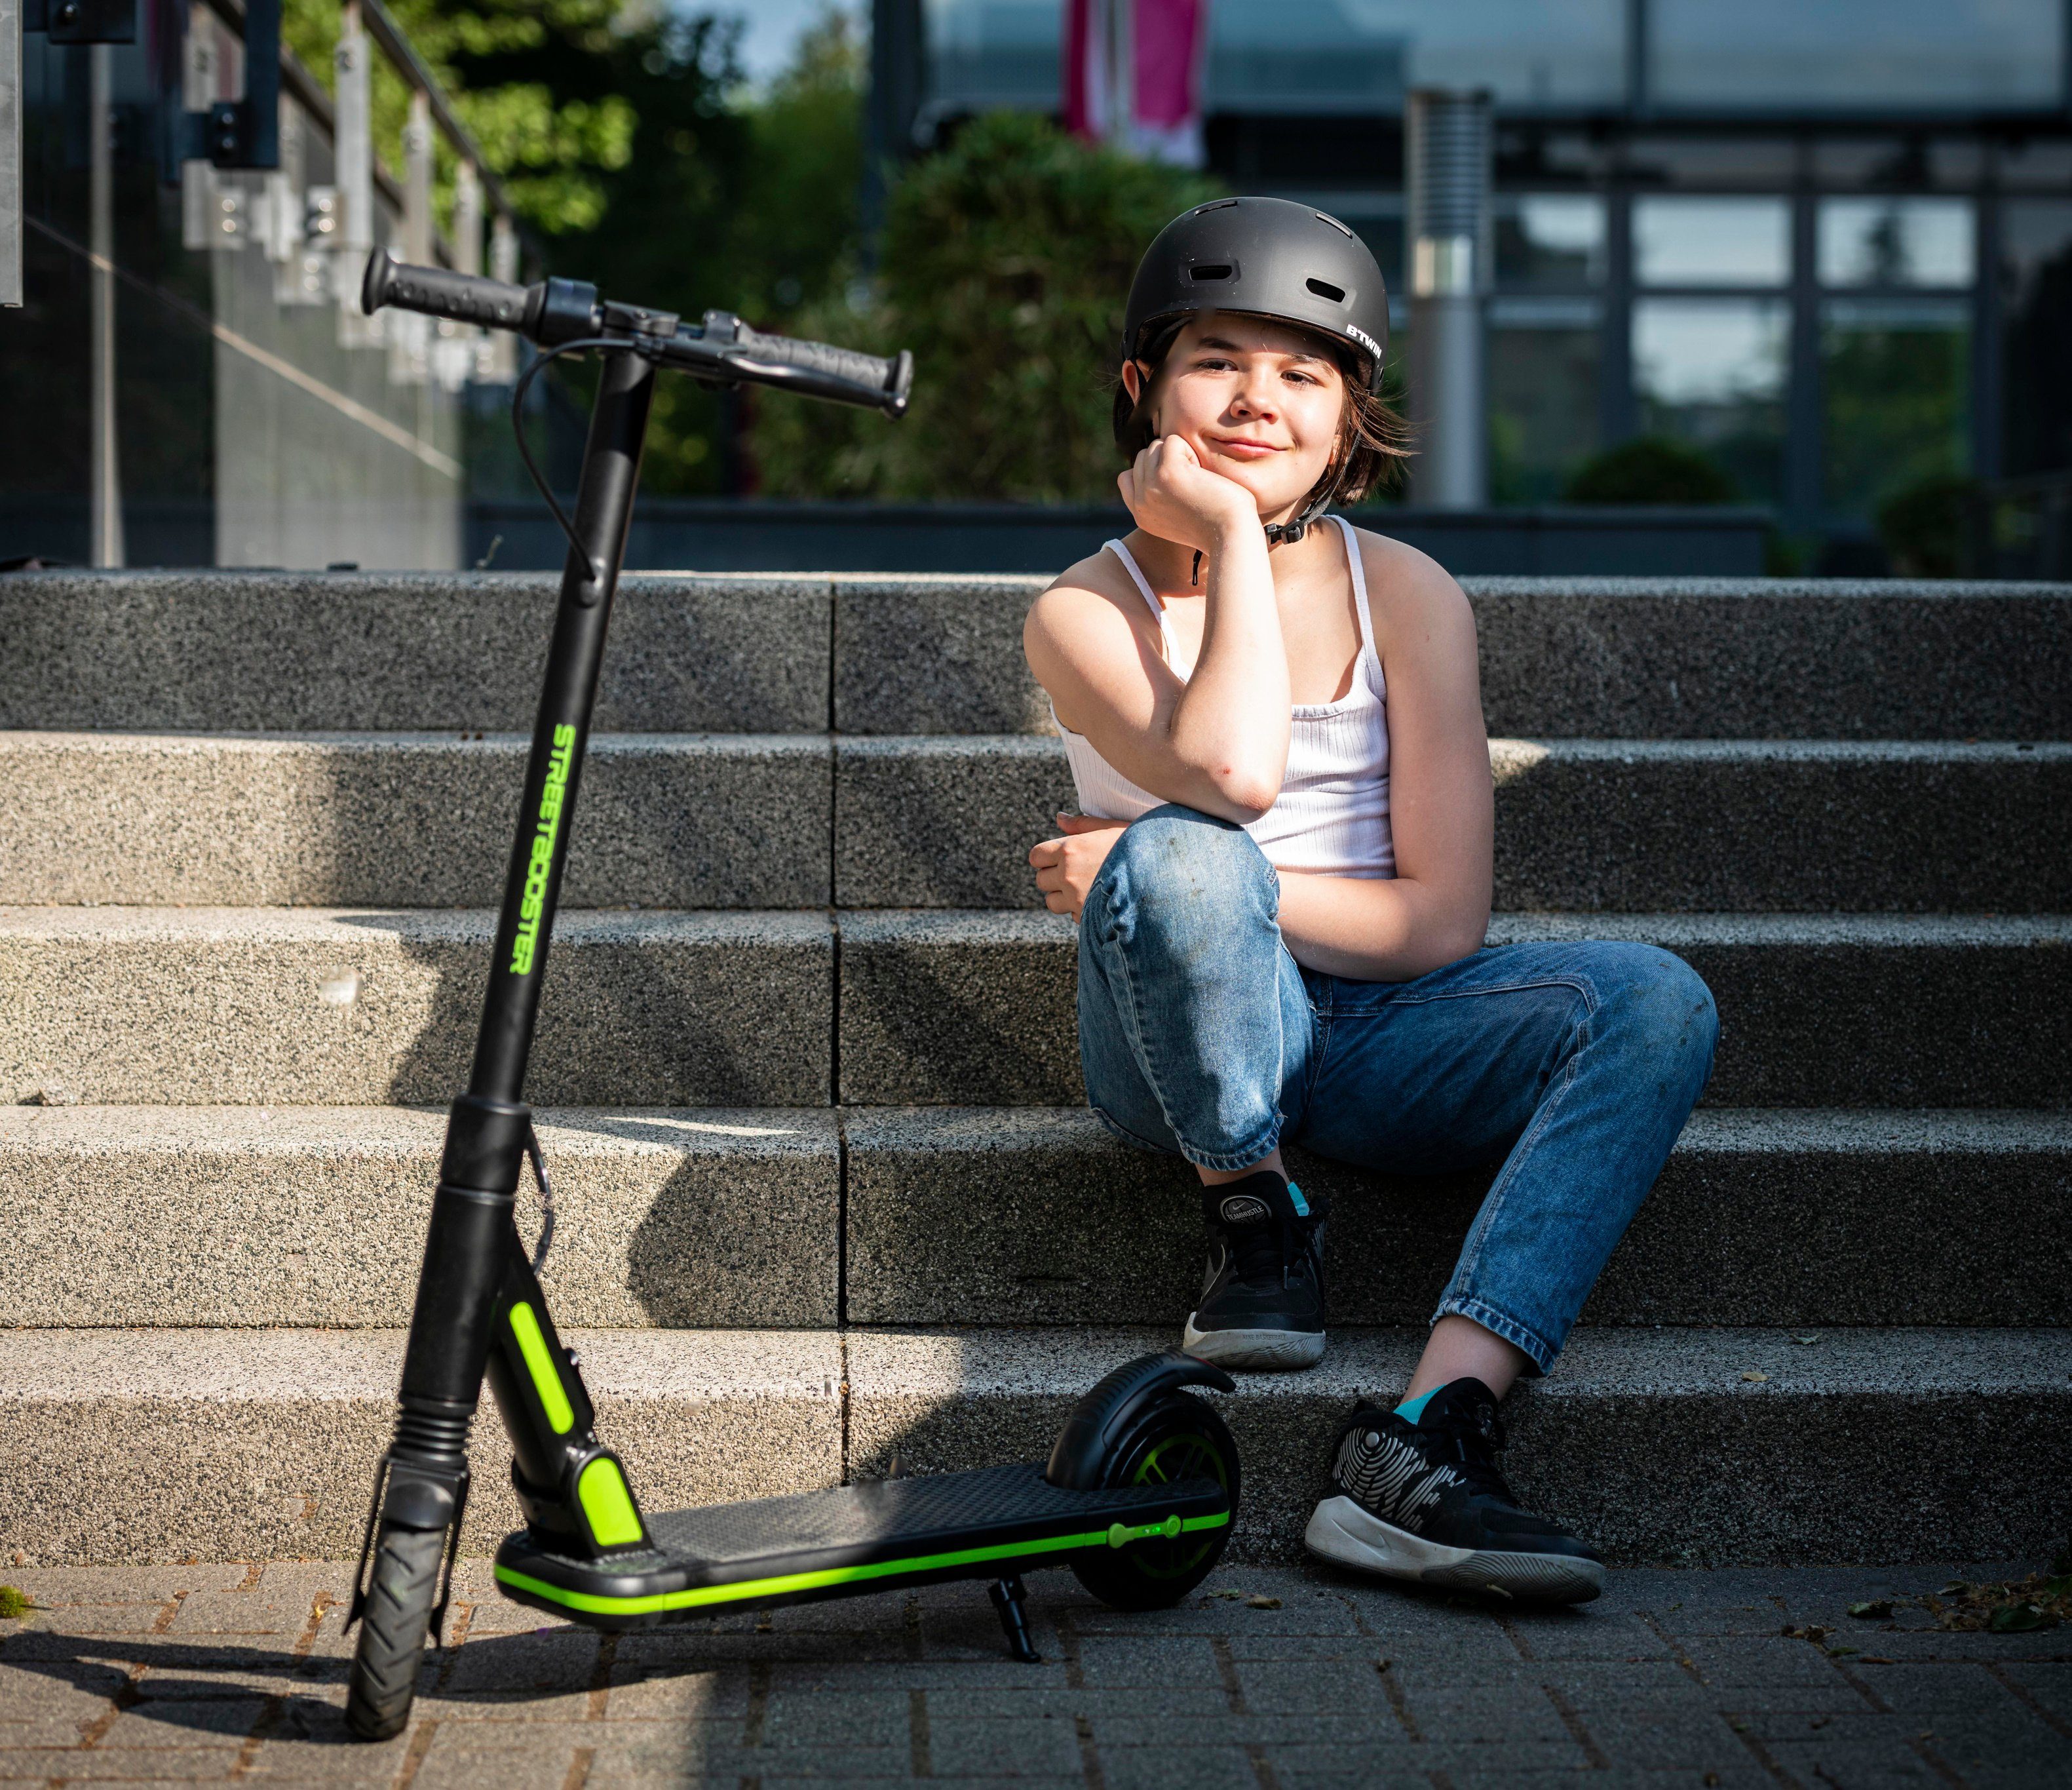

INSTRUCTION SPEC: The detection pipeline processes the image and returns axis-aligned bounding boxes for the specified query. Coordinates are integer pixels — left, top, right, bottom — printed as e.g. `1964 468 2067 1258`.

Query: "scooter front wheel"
345 1524 447 1741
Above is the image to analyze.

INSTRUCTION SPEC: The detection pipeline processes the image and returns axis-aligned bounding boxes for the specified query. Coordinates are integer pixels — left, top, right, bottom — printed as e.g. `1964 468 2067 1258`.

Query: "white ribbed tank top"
1051 514 1395 879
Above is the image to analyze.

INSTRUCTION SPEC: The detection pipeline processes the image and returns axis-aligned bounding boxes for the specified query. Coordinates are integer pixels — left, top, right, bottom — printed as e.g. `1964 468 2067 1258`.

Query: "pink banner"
1062 0 1206 166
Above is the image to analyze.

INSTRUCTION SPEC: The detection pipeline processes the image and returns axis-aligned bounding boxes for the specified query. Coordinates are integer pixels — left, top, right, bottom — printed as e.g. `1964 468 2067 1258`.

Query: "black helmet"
1117 196 1392 543
1121 196 1389 392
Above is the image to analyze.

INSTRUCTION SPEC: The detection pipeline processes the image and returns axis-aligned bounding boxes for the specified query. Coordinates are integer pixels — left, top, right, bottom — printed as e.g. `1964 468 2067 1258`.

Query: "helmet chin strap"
1194 456 1348 583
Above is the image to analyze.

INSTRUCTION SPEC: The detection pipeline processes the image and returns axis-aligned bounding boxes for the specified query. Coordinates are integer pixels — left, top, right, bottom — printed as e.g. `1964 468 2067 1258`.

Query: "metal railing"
184 0 526 384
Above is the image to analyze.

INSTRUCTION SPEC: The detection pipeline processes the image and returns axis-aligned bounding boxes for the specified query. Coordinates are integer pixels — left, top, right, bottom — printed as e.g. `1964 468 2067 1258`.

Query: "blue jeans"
1077 806 1719 1374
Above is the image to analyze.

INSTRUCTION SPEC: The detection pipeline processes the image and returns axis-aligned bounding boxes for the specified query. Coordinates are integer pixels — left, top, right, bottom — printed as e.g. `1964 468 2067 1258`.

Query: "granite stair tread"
3 1323 2065 1567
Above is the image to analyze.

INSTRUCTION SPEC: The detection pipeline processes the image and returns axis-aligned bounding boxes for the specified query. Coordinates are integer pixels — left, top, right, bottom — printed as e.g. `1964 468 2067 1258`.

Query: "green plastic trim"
508 1301 573 1435
495 1510 1231 1617
578 1457 644 1548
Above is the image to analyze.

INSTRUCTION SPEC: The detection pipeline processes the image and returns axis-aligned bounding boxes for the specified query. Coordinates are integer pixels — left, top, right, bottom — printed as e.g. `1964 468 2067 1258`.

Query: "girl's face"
1123 313 1348 521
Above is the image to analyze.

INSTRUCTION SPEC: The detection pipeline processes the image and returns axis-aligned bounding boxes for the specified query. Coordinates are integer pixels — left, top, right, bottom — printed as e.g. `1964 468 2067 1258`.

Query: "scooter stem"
389 346 655 1473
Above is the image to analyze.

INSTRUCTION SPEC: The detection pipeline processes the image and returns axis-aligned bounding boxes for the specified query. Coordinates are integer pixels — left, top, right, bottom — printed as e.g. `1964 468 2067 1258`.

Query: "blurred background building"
896 0 2072 570
6 0 2071 573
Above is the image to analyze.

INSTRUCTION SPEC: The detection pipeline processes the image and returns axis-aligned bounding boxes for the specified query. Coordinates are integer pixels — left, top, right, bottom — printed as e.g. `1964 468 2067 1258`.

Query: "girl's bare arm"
1024 437 1294 822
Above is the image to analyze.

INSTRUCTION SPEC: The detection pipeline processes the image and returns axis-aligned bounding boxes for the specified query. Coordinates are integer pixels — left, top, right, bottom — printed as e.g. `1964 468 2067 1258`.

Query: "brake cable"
510 335 641 585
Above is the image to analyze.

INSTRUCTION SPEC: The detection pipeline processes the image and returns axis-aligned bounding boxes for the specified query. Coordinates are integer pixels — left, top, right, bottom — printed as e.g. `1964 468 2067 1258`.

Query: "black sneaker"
1181 1172 1328 1371
1304 1378 1604 1603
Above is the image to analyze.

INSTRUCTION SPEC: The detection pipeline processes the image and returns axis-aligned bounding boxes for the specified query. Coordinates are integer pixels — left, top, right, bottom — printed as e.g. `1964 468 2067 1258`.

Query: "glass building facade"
1 0 480 568
917 0 2072 557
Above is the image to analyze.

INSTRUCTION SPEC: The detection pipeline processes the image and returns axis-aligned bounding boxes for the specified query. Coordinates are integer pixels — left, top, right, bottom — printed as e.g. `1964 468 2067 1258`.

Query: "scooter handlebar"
362 248 911 417
659 320 913 418
362 248 535 332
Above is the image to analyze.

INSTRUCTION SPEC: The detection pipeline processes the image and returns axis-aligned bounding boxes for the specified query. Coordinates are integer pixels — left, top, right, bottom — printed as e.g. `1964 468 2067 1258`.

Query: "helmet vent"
1305 277 1347 303
1187 262 1234 283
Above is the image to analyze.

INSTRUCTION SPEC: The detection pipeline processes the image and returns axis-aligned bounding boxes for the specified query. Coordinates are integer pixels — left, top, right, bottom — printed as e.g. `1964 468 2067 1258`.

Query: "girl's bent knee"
1105 805 1271 900
1603 945 1719 1089
1090 804 1276 952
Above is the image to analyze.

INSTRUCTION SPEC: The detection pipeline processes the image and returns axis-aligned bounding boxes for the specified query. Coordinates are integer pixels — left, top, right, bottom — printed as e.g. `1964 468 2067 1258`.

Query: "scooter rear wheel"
345 1524 446 1741
1070 1392 1239 1610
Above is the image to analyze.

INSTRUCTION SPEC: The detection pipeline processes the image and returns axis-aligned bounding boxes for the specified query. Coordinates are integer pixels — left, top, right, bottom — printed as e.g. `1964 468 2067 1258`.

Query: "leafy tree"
749 112 1222 501
1820 322 1969 520
1877 472 1982 577
282 0 759 491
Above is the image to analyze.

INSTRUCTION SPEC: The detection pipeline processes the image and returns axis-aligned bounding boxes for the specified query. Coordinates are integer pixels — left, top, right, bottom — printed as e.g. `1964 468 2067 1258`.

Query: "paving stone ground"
2 1557 2066 1789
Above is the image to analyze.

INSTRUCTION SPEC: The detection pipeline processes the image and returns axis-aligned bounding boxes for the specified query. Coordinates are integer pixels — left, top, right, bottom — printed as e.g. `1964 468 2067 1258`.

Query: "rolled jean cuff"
1178 1117 1284 1174
1430 1295 1558 1378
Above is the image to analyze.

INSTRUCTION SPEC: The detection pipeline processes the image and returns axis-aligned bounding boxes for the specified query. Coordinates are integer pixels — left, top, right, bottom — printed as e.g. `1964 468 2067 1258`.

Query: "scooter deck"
495 1462 1229 1630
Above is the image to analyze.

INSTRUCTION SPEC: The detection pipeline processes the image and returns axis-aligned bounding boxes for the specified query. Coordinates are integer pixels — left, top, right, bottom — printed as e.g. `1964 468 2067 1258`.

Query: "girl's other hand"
1116 435 1257 550
1028 812 1128 920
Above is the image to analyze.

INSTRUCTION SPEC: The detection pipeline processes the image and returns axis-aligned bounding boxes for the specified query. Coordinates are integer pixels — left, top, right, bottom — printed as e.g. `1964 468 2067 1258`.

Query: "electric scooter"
342 248 1240 1742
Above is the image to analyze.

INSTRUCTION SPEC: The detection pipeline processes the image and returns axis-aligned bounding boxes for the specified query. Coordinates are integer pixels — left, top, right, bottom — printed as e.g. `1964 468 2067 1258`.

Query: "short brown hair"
1112 318 1412 508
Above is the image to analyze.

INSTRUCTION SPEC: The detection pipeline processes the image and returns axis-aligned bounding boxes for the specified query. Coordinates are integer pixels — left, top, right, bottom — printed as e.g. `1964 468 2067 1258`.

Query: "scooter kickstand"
988 1574 1042 1664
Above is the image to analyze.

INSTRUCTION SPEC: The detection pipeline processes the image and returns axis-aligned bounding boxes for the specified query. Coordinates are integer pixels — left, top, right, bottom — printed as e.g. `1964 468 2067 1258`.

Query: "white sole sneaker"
1182 1317 1326 1371
1304 1494 1605 1604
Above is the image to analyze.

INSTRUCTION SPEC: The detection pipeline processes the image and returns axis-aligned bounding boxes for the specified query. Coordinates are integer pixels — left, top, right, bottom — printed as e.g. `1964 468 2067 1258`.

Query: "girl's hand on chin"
1028 812 1128 920
1117 435 1258 549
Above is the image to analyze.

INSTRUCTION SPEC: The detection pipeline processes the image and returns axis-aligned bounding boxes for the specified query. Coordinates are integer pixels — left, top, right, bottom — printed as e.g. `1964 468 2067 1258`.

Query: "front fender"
1045 1350 1235 1490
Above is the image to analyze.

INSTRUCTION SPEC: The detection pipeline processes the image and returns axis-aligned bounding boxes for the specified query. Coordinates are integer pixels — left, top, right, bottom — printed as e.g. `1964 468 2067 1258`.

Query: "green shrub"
0 1586 30 1620
1563 437 1737 506
748 113 1221 501
1875 472 1983 578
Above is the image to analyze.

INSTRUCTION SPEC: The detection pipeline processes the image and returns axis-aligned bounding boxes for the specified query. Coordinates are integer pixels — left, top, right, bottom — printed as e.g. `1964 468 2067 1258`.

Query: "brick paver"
2 1559 2066 1787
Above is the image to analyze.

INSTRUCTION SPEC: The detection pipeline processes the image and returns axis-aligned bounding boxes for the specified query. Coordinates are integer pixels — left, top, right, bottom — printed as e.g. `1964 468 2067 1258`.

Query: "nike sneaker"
1181 1171 1328 1371
1304 1377 1604 1603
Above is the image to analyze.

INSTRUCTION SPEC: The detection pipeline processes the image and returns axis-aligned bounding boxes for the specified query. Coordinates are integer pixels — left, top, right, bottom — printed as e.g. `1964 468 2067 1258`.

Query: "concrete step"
0 1105 840 1328
836 735 2072 912
845 1107 2072 1329
20 731 2066 912
845 1326 2072 1567
0 907 832 1107
0 571 832 733
837 910 2072 1108
834 575 2072 739
0 1327 844 1566
0 731 832 908
10 571 2071 741
11 1106 2061 1333
7 908 2064 1110
5 1325 2065 1566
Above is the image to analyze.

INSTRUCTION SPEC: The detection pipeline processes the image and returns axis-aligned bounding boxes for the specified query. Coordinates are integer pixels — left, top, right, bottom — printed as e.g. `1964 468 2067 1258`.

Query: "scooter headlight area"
341 250 1242 1743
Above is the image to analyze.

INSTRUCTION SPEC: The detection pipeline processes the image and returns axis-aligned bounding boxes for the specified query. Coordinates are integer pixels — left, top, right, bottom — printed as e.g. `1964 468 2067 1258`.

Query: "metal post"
402 87 432 265
1784 147 1822 541
2 0 21 308
1406 88 1491 509
180 9 218 250
453 159 481 275
89 43 125 567
862 0 922 252
334 0 372 336
485 209 517 379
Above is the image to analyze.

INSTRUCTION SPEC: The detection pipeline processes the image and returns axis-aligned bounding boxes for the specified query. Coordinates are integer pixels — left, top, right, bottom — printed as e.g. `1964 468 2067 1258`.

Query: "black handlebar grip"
725 323 914 416
362 248 533 332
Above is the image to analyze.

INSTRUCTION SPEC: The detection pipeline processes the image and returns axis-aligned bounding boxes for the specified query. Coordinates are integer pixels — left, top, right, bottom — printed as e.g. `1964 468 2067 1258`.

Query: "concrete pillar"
1406 88 1492 510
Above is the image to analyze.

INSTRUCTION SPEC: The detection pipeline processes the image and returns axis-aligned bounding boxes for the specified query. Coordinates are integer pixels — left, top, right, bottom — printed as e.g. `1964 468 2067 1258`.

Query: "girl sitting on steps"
1022 197 1718 1604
